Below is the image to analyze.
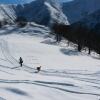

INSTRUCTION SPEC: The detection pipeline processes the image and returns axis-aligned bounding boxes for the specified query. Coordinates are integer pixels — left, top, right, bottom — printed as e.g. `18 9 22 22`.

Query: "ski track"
0 39 18 66
0 39 36 72
0 38 100 99
0 79 100 97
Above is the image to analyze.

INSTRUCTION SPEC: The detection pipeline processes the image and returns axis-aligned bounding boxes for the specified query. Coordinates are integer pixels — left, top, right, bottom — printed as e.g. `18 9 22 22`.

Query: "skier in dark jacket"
19 57 23 67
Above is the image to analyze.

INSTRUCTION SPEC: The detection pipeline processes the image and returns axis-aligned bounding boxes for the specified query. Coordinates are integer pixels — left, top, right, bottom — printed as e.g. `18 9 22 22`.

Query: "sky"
0 0 72 4
0 0 32 4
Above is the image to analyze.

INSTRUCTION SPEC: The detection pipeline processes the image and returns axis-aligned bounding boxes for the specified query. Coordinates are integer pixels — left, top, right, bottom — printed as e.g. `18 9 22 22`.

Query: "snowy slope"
44 0 69 25
62 0 100 24
0 24 100 100
0 4 16 22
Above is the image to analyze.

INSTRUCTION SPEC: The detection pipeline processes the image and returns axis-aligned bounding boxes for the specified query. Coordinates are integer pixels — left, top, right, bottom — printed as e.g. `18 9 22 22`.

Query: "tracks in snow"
0 39 100 98
0 39 19 67
0 79 100 97
0 39 36 72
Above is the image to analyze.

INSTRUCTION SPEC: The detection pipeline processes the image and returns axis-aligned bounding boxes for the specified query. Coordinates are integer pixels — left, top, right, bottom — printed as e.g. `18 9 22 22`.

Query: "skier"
36 66 41 73
19 57 23 67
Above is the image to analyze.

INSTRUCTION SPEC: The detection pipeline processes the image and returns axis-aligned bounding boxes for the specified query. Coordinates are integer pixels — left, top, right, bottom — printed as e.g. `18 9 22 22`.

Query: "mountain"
0 0 69 26
0 4 16 22
78 9 100 28
62 0 100 24
0 0 100 27
16 0 69 25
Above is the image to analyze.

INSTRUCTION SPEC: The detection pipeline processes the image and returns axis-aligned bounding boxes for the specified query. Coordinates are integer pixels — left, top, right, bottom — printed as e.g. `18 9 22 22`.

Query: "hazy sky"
0 0 73 4
0 0 31 4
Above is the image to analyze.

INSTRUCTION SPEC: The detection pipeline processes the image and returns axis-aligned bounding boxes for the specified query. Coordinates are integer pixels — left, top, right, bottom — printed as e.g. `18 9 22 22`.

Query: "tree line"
52 22 100 55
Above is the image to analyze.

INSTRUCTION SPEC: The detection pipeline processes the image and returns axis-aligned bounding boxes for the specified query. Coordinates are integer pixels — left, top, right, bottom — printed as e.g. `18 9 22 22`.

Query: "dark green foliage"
0 22 2 28
52 23 100 54
15 16 27 27
51 23 64 43
0 19 8 28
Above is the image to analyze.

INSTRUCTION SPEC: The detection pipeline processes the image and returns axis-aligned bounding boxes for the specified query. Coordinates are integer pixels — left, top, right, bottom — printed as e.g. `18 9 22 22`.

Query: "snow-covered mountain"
16 0 69 25
0 0 100 27
62 0 100 24
0 1 100 100
0 4 16 22
0 0 69 25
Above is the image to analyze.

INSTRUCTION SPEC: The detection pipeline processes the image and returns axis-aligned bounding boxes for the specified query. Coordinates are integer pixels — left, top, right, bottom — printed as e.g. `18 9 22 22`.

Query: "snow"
45 1 69 25
0 4 16 22
0 24 100 100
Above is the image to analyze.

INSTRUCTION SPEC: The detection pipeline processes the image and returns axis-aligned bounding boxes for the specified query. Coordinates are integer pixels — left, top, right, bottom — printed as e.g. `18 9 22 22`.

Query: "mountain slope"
0 25 100 100
62 0 100 24
0 4 16 22
79 9 100 28
0 0 69 25
17 0 69 25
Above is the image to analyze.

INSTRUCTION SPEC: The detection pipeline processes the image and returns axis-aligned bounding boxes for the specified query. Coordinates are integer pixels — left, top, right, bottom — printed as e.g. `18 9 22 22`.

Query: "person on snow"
19 57 23 67
36 66 41 73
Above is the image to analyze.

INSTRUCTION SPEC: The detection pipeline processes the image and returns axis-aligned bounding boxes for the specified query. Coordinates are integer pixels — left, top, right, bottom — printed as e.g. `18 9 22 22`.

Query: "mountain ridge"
0 0 69 25
62 0 100 24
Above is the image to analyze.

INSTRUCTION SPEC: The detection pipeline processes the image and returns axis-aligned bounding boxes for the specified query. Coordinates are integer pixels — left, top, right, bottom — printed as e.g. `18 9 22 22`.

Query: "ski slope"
0 25 100 100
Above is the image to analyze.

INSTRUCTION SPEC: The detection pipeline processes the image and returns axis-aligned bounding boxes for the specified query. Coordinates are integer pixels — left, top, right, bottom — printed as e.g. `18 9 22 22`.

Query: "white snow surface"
0 24 100 100
45 1 69 25
0 4 16 22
